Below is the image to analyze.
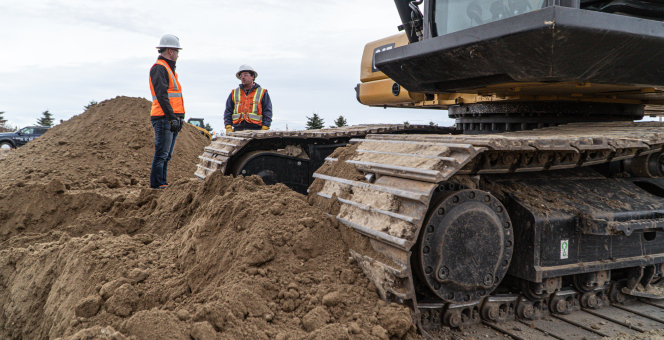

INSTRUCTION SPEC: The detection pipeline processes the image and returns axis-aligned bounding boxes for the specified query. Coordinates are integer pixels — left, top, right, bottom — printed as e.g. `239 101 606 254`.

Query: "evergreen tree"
403 121 409 124
429 121 437 126
330 115 348 128
84 100 98 111
305 113 325 130
37 110 54 127
0 111 4 121
204 123 213 132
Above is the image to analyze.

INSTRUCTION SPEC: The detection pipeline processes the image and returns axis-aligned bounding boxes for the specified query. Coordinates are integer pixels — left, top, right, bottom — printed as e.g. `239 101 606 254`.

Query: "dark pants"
150 119 178 188
233 121 262 131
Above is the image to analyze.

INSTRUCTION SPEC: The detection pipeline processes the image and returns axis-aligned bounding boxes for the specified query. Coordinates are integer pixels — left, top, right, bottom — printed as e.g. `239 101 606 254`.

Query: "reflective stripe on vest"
152 93 183 101
149 60 184 117
231 86 266 126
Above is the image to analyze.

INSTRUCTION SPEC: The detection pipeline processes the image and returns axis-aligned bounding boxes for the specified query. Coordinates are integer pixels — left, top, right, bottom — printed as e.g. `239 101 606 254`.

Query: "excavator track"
195 122 664 339
194 124 449 182
435 297 664 340
307 121 664 339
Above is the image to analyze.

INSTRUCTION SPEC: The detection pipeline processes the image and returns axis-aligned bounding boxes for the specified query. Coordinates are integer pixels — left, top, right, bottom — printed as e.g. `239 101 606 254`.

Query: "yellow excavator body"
186 118 212 141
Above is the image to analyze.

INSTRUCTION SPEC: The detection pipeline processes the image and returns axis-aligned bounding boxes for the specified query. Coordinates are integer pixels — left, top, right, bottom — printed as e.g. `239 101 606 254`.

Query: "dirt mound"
0 172 420 340
0 100 420 339
0 96 209 190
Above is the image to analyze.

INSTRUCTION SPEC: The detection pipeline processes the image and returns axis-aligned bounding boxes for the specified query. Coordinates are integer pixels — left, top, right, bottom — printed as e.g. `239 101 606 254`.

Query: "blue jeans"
150 119 178 188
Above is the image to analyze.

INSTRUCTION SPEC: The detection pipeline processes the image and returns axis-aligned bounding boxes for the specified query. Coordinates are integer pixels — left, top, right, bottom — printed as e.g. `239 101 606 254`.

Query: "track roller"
520 277 562 300
516 297 548 320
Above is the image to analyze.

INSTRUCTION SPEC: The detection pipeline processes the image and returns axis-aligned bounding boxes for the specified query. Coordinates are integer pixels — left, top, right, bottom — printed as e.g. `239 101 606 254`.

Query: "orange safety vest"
149 60 185 117
231 86 266 126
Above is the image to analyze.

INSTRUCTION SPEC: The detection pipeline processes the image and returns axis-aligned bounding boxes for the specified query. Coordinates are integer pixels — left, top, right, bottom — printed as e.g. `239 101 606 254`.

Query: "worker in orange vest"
224 65 272 133
149 34 184 189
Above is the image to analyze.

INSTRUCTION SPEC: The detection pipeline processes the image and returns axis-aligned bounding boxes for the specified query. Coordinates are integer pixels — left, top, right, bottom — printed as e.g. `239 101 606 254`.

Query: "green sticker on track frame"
561 240 569 259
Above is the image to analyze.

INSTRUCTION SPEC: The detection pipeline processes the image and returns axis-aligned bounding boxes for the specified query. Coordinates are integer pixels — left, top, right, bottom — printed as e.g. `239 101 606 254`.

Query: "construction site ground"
1 96 663 340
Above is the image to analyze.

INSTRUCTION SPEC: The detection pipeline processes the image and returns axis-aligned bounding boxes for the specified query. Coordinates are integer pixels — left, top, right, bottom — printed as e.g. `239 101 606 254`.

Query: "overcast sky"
0 0 456 132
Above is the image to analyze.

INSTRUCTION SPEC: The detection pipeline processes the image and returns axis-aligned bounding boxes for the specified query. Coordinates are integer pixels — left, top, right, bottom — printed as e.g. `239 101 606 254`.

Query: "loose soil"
0 97 421 340
635 283 664 296
0 149 10 160
603 329 664 340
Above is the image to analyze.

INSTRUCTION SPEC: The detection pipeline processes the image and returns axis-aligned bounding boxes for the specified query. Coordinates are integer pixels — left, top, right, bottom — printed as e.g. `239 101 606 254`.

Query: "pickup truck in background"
0 126 50 149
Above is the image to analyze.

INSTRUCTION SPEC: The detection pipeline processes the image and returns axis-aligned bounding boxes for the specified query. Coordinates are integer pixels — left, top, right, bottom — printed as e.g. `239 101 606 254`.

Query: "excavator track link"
420 297 664 339
410 286 664 339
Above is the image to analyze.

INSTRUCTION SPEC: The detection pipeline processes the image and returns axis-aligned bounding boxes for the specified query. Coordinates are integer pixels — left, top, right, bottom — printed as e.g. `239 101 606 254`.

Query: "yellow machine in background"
187 118 212 141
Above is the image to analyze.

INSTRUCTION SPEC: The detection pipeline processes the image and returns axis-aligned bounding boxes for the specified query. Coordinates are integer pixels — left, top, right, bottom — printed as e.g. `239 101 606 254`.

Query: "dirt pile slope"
0 97 419 339
0 171 420 340
0 96 209 189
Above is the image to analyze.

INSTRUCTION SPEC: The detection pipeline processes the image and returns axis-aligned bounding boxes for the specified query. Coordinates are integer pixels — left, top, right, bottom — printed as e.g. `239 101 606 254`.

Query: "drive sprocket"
415 189 513 304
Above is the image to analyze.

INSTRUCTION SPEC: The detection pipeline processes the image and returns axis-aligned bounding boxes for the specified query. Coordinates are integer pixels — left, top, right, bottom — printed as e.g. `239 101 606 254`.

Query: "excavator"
186 118 212 141
196 1 664 338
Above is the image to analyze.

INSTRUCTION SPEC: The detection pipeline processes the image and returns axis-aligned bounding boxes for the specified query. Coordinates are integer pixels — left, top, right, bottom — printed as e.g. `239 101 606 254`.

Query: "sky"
0 0 456 133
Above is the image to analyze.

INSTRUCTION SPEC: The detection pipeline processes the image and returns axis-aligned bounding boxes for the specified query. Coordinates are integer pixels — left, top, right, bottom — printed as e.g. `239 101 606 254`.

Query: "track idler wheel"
416 189 513 304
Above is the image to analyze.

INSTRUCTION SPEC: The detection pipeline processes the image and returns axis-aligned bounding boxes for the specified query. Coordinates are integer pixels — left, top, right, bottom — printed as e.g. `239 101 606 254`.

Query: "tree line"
304 114 438 130
305 113 347 130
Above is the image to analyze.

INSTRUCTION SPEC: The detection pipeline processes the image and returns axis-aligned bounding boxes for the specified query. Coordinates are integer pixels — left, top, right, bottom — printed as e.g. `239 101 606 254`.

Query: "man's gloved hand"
261 126 270 130
170 119 180 133
225 125 233 133
177 118 183 132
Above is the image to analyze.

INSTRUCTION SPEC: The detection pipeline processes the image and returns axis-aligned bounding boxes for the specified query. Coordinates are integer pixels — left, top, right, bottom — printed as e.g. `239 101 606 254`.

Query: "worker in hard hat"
149 34 184 189
224 65 272 133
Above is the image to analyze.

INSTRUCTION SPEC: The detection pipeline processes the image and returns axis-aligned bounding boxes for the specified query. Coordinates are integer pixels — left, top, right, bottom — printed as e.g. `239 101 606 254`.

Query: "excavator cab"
433 0 540 35
432 0 664 36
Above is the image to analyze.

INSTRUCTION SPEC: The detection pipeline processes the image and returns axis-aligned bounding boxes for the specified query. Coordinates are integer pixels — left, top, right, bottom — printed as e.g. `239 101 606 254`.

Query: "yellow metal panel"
189 124 212 141
360 33 409 83
358 79 425 106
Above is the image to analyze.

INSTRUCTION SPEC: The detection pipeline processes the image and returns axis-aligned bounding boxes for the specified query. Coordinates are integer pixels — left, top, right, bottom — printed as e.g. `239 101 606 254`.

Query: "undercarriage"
195 121 664 339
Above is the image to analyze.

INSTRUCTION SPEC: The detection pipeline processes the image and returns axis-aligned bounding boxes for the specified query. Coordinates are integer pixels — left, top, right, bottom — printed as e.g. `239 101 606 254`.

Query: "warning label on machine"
561 240 569 259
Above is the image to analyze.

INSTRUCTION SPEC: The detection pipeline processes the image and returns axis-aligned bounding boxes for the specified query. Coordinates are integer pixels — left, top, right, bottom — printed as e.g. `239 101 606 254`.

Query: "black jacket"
150 56 185 121
223 83 272 128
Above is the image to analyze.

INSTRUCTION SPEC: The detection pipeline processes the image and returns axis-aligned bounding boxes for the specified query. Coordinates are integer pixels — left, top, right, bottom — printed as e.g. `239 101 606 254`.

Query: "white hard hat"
156 34 182 49
236 64 257 79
